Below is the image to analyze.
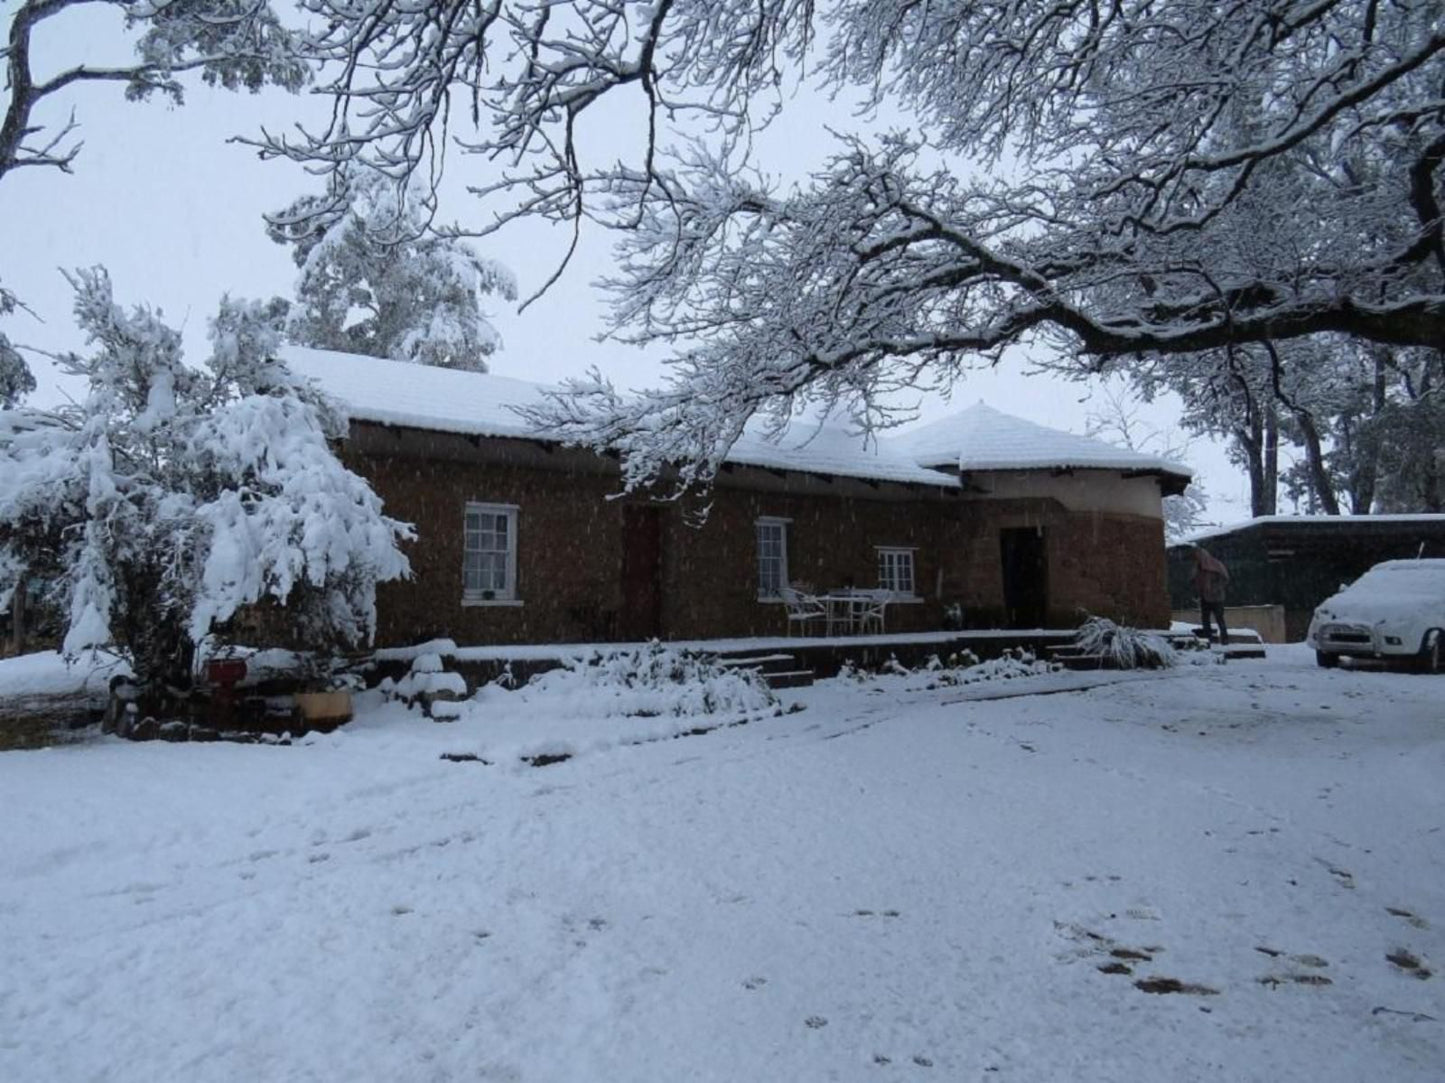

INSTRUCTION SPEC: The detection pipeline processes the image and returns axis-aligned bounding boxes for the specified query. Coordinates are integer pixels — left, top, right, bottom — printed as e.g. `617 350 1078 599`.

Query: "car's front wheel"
1419 633 1442 675
1316 650 1340 669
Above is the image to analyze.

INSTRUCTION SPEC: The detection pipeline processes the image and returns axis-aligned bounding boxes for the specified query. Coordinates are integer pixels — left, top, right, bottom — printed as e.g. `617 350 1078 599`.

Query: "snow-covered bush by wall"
838 649 1059 690
1072 618 1177 670
381 652 470 720
502 643 778 720
0 268 412 693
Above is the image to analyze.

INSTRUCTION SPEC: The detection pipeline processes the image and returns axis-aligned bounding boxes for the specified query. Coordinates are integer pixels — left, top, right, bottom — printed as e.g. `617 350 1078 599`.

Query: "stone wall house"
284 348 1191 646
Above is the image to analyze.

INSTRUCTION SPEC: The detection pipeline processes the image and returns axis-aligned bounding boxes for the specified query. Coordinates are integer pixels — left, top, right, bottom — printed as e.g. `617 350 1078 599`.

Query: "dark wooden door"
620 507 663 640
1000 527 1049 629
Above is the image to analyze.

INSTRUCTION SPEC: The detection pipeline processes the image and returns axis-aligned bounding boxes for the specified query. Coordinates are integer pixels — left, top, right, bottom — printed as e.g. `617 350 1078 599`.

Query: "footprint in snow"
1386 949 1433 980
1259 973 1333 988
804 1016 828 1029
1314 858 1355 889
742 976 766 990
1135 976 1219 996
1387 907 1430 930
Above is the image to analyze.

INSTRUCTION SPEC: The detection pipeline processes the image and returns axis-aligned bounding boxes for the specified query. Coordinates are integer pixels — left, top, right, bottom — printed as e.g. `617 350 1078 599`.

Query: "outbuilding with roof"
1168 515 1445 641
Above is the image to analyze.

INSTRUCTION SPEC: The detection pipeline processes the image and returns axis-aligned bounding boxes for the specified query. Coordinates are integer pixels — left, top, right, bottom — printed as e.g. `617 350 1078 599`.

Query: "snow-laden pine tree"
269 169 516 372
247 0 1445 494
0 269 412 695
0 284 34 408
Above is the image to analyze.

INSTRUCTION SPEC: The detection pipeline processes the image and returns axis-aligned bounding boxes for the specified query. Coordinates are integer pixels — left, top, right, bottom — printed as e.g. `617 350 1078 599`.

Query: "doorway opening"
1000 526 1049 629
620 507 664 640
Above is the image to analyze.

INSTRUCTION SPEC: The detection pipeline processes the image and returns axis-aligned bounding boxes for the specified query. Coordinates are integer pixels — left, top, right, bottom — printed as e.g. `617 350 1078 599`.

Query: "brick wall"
344 423 1171 646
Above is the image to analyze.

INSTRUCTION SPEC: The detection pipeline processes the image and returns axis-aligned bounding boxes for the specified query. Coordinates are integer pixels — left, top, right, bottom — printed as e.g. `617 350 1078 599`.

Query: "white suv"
1306 559 1445 672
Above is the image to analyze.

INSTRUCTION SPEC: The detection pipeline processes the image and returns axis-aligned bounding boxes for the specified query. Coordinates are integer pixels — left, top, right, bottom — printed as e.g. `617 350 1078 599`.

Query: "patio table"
817 592 890 635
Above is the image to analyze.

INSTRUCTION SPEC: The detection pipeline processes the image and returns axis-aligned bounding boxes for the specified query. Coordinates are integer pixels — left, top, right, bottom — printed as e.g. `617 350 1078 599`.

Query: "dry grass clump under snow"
1072 617 1178 669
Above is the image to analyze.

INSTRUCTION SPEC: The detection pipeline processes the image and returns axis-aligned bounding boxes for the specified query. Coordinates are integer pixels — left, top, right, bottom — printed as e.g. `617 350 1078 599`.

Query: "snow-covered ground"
2 646 1442 1081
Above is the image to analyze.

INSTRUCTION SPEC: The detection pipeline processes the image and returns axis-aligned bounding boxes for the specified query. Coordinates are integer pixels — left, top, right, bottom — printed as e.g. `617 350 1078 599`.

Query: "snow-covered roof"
888 402 1192 481
727 417 958 487
1182 514 1445 545
282 345 551 440
283 347 951 486
282 348 1180 489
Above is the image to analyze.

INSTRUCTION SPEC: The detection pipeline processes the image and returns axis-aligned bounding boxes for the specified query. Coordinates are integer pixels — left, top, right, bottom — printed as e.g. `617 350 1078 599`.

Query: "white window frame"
755 516 791 601
876 546 919 599
462 502 522 606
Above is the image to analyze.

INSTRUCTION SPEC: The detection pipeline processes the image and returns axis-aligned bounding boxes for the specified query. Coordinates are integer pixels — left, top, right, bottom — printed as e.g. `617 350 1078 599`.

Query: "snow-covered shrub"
837 648 1054 689
392 654 468 700
521 642 777 718
385 652 469 719
946 649 981 670
1072 617 1177 670
0 269 412 695
923 648 1057 687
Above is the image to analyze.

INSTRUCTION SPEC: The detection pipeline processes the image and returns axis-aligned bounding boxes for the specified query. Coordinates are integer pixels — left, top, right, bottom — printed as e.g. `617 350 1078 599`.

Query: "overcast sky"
2 8 1266 525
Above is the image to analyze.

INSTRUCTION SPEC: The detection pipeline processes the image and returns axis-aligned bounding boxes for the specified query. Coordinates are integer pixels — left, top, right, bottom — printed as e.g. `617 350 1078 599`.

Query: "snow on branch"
1 0 309 182
252 0 1443 491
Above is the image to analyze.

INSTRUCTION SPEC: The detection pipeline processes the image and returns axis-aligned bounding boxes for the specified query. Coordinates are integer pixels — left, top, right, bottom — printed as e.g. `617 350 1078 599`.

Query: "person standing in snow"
1191 547 1231 646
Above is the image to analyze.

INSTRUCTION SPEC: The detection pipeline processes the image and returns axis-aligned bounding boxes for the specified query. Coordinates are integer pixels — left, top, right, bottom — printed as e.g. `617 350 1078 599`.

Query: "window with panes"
463 503 518 600
876 547 916 597
755 518 789 599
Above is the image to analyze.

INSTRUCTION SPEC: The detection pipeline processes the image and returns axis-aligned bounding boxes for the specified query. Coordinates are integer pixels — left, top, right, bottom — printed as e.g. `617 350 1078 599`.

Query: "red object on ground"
205 658 247 688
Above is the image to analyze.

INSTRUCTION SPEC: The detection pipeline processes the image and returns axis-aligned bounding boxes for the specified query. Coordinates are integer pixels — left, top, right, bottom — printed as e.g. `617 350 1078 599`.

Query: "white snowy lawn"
2 646 1443 1081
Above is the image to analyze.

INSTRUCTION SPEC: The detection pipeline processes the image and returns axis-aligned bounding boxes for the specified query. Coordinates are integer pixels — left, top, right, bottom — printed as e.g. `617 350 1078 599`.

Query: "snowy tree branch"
245 0 1444 492
1 0 309 182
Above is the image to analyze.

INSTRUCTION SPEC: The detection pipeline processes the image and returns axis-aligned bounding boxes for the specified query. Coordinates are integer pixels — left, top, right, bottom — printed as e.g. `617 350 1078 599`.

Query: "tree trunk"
1348 348 1392 513
1235 422 1269 518
1423 451 1444 513
1292 409 1342 515
1262 401 1279 516
8 576 24 656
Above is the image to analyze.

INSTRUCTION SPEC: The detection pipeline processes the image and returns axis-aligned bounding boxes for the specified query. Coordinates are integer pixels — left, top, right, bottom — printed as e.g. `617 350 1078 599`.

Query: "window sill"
461 598 524 608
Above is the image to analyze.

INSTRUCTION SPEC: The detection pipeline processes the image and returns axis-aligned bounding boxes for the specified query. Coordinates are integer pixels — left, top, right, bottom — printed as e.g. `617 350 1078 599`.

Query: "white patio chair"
855 590 889 635
780 586 827 637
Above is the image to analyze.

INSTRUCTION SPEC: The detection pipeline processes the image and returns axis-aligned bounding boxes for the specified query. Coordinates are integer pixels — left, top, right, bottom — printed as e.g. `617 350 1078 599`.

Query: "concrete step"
764 669 816 689
718 652 801 675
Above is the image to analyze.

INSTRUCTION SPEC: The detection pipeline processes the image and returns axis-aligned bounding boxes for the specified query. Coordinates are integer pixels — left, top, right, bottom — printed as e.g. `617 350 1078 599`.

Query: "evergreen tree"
0 269 412 695
269 171 516 372
0 284 34 408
